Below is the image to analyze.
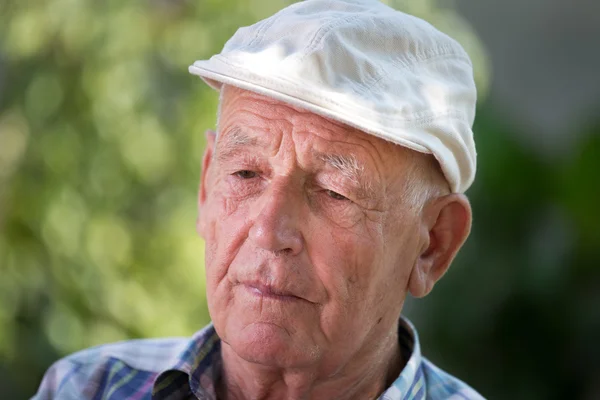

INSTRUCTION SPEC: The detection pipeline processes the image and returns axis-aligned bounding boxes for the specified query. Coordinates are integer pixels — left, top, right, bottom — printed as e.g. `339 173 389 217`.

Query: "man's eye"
325 189 348 201
233 170 258 179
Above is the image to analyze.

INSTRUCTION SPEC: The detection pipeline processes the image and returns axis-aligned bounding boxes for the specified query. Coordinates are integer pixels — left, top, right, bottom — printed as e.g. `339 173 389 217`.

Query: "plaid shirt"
33 317 484 400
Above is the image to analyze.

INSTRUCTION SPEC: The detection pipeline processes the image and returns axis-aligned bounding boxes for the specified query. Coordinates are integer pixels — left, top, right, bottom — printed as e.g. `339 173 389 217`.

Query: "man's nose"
248 181 304 255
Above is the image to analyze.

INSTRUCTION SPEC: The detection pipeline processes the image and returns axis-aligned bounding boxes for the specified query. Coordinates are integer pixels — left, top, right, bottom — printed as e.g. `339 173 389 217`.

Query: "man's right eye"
233 170 258 179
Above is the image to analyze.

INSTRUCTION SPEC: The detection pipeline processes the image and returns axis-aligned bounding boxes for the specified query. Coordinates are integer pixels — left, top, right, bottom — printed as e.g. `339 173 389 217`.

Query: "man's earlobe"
197 130 217 237
408 194 472 298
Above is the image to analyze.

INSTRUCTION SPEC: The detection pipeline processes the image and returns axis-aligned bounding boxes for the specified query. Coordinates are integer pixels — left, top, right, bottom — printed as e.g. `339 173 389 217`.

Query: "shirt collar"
152 316 424 400
152 327 222 400
382 317 426 399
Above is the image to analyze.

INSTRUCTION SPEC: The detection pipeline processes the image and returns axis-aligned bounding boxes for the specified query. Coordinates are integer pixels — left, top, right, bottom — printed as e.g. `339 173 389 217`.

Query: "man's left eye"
325 189 349 201
234 170 258 179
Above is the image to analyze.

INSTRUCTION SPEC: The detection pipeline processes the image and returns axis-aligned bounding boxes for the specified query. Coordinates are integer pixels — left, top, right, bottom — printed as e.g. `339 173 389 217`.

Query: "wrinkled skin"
197 85 472 400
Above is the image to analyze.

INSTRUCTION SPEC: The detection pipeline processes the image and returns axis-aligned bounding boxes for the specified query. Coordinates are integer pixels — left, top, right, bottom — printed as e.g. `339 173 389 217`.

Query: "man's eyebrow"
317 152 375 199
221 126 261 147
216 127 263 161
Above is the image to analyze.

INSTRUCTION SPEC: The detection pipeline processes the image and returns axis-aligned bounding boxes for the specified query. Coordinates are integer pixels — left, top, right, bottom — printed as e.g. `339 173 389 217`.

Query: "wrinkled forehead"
216 85 407 162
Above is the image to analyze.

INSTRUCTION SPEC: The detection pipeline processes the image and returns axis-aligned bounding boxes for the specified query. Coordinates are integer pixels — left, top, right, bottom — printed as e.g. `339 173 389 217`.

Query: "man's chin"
226 322 318 368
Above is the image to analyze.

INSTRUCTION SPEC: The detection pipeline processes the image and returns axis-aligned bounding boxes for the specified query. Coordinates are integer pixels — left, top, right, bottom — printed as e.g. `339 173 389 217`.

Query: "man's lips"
241 281 307 303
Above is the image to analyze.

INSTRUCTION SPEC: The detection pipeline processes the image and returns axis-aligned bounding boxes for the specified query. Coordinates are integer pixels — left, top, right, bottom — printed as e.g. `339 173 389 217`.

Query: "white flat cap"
189 0 477 193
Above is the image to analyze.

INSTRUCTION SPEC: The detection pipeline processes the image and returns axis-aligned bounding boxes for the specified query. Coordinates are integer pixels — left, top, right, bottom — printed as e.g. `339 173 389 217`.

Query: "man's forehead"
217 124 369 165
219 87 411 162
219 124 361 161
219 86 371 144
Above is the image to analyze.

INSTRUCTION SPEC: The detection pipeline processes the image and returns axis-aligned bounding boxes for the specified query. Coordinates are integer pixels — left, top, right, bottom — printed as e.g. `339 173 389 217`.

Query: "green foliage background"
0 0 598 399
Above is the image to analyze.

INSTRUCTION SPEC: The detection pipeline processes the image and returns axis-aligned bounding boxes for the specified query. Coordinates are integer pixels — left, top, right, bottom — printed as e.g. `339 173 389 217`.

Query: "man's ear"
408 194 472 298
197 130 217 237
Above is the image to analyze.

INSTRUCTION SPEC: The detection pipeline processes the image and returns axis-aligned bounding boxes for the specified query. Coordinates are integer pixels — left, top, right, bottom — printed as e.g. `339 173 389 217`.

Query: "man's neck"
216 330 403 400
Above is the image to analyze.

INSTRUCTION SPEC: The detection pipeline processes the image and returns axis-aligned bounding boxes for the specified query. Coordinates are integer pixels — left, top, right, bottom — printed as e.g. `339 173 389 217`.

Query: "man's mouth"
242 281 304 302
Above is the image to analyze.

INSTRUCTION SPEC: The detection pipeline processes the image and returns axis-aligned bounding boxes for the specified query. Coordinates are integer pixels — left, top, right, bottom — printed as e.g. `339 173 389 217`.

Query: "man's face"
198 86 425 373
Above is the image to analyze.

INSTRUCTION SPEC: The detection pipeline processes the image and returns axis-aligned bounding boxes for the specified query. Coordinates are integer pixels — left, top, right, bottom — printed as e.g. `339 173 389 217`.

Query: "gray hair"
215 88 225 136
400 150 450 210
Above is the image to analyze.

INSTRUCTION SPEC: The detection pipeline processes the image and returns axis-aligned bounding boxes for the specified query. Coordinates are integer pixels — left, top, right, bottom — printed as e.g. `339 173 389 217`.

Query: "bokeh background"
1 0 599 399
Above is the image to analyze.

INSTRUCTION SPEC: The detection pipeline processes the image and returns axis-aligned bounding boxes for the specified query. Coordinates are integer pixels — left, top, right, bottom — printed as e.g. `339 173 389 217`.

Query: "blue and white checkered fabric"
33 317 485 399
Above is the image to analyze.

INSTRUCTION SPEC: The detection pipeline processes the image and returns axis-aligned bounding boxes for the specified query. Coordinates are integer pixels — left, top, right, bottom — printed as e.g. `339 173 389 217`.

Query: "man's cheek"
325 247 378 329
204 196 252 279
222 195 241 217
203 193 241 243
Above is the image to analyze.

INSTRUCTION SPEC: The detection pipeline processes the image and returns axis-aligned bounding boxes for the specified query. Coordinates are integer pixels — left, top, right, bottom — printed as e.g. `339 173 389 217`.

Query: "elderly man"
34 0 482 399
